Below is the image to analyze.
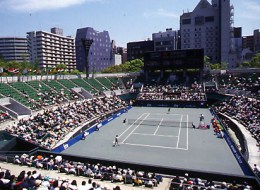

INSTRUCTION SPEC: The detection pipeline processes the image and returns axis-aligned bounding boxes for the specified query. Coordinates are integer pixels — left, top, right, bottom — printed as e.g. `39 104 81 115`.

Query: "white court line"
118 113 148 139
132 132 178 138
153 118 163 135
123 142 188 150
176 114 183 148
145 117 180 122
150 113 181 116
121 113 150 143
186 114 189 150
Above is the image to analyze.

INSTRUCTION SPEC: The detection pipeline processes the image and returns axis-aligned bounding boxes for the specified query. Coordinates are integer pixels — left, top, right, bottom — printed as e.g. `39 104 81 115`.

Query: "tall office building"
75 27 112 74
0 37 29 62
27 28 76 70
152 28 180 52
180 0 234 67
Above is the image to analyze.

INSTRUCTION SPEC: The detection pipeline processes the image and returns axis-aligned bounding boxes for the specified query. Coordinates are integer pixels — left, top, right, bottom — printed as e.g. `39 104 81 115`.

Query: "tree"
241 61 250 68
101 59 144 73
250 53 260 68
209 63 221 70
220 62 228 70
71 69 82 75
204 56 211 69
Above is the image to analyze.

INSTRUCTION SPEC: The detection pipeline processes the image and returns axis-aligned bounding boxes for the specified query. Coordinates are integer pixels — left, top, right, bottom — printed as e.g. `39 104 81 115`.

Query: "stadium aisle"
0 162 170 190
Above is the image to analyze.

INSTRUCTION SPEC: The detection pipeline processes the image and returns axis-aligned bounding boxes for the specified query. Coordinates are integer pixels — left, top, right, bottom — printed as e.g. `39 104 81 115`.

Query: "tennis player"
114 135 119 146
167 107 171 114
123 118 126 125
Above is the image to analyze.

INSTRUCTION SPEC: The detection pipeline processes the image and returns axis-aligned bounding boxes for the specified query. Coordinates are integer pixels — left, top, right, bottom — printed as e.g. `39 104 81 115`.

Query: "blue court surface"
63 107 244 176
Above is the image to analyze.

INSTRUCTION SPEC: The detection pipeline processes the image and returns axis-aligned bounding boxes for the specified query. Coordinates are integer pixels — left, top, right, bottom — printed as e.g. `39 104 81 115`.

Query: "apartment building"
0 37 28 62
27 28 76 70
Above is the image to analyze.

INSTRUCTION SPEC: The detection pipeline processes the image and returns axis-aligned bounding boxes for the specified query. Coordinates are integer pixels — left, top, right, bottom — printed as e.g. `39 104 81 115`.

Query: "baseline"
123 142 188 150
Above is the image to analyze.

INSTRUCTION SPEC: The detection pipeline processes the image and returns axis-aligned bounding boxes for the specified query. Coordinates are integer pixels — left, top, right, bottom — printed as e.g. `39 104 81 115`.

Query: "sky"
0 0 259 47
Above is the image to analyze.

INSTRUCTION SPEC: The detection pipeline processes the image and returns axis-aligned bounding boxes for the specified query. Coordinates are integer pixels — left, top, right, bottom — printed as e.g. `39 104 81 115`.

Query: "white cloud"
143 8 178 19
0 0 101 12
242 0 260 12
238 0 260 20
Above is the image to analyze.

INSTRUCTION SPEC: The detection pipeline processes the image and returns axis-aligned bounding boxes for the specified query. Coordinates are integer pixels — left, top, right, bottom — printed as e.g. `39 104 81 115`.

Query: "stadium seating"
42 80 72 97
58 79 78 90
86 78 106 92
0 83 32 108
95 77 113 90
27 80 51 92
70 78 97 94
9 82 39 101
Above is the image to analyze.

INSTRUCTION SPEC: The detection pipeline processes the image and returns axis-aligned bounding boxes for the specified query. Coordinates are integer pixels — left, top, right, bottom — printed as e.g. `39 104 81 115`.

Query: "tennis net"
127 118 193 128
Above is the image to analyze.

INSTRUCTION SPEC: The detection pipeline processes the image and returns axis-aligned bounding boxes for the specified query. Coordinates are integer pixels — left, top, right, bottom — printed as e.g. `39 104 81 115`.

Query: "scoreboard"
144 49 204 70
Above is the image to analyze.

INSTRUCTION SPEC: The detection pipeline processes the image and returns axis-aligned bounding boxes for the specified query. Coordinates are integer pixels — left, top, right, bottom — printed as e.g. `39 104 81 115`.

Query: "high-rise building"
242 29 260 53
0 37 29 62
75 27 112 74
127 40 154 61
117 47 127 64
242 36 254 52
180 0 233 67
253 29 260 52
27 28 76 70
152 28 180 52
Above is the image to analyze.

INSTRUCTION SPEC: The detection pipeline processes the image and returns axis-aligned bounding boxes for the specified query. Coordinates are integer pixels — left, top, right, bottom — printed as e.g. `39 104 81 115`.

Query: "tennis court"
63 107 244 176
119 112 190 150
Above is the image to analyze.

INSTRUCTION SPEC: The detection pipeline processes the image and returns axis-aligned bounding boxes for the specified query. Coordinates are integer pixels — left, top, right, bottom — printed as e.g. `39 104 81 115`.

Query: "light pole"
81 39 93 78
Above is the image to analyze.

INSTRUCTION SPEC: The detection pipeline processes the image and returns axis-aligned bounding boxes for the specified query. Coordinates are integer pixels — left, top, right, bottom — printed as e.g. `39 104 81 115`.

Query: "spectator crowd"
10 153 163 189
5 96 127 149
213 96 260 146
137 83 206 101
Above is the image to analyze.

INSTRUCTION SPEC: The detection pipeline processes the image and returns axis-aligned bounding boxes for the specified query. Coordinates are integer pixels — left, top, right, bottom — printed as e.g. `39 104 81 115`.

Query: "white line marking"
132 132 178 138
123 142 188 150
150 113 181 116
186 114 189 150
153 118 163 135
121 113 150 143
143 117 180 122
118 113 147 138
176 114 183 148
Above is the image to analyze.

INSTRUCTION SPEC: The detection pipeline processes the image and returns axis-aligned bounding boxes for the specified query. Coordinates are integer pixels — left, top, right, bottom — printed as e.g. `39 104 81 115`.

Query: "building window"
205 16 214 22
182 19 191 25
195 16 204 25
